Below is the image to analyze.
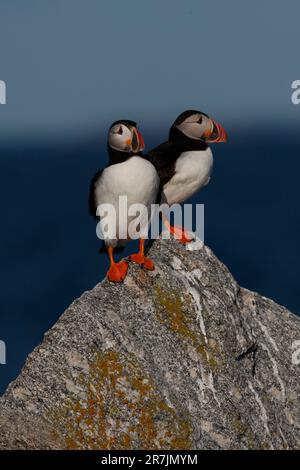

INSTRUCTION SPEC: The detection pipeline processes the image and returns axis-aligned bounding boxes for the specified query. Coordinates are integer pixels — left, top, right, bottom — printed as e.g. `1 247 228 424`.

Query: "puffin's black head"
108 120 145 156
170 109 227 144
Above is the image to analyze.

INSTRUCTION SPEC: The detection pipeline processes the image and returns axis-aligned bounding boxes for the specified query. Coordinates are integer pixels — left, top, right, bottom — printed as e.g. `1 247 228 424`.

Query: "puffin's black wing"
88 169 103 219
147 140 180 188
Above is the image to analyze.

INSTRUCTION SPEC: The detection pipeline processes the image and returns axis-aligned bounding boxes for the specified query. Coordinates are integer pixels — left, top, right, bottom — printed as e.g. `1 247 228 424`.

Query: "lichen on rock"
53 349 192 450
0 236 300 449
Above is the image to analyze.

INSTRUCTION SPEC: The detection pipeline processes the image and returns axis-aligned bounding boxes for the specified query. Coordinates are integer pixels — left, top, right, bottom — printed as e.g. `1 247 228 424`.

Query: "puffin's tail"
99 241 126 254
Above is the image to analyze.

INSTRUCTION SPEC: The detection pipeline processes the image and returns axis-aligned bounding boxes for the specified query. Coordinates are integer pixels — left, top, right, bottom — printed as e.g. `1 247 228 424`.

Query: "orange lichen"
51 349 192 450
154 285 221 370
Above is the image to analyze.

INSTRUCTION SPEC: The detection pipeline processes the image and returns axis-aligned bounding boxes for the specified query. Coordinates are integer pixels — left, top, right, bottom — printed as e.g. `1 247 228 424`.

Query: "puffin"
147 109 227 243
89 120 159 282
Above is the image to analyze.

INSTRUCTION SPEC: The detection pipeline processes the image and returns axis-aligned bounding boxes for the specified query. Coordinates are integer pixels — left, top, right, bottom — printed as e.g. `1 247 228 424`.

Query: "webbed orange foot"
107 260 128 282
129 253 155 271
169 225 194 244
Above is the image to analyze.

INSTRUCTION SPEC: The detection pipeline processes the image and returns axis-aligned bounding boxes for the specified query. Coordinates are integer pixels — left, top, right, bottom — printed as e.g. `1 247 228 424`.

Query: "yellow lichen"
231 415 256 449
154 285 221 370
51 349 192 450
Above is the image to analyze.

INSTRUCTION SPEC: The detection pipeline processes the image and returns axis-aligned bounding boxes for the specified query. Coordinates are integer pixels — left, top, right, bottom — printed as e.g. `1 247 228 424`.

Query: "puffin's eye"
198 116 203 124
117 126 123 135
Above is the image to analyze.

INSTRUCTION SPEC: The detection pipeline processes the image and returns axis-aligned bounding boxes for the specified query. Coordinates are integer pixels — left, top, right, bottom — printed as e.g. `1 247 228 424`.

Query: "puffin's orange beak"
131 128 145 153
137 130 145 151
203 119 228 143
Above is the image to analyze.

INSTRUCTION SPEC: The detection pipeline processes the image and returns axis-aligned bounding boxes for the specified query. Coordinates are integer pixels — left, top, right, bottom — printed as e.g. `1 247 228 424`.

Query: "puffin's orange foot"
177 231 194 244
170 225 194 244
129 253 155 271
107 260 128 282
128 252 144 264
142 256 155 270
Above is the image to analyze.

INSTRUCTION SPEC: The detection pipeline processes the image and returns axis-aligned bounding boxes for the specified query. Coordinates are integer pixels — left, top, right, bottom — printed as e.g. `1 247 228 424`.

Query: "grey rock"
1 236 300 449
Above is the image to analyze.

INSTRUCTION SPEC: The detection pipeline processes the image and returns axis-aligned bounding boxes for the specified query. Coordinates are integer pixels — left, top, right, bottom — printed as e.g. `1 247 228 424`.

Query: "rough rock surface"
1 236 300 450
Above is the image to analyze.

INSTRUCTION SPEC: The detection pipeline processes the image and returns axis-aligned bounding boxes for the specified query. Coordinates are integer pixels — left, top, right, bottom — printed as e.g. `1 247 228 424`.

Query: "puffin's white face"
108 123 145 153
175 113 212 140
175 111 227 143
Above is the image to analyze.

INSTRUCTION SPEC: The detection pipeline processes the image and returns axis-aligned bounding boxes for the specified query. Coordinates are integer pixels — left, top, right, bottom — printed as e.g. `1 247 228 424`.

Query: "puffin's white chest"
97 157 158 206
94 156 159 245
163 148 213 205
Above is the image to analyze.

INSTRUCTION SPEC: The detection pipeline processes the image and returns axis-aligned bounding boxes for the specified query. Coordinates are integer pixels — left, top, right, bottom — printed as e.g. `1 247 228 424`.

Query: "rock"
1 236 300 450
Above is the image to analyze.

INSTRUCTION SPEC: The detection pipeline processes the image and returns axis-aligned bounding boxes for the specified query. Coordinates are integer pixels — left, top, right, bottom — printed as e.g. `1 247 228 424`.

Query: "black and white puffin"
89 120 159 282
147 109 227 243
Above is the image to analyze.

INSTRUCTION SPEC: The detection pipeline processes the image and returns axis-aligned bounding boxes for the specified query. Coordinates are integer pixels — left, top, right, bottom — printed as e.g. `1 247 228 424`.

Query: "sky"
0 0 299 142
0 1 300 393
